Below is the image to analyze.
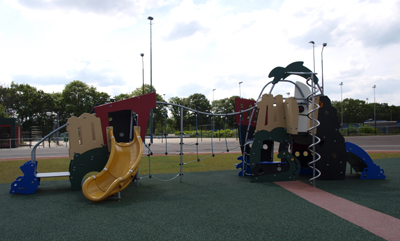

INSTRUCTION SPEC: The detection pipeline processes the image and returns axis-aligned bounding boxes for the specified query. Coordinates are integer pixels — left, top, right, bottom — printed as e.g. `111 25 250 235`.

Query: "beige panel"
256 94 286 132
284 97 299 135
307 96 320 135
67 113 104 160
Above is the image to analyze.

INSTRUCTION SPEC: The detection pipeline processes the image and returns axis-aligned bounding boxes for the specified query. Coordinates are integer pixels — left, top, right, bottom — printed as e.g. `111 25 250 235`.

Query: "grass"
1 152 400 184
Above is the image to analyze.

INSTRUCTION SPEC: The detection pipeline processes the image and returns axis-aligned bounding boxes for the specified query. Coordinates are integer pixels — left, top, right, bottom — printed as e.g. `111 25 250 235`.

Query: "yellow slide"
82 126 143 201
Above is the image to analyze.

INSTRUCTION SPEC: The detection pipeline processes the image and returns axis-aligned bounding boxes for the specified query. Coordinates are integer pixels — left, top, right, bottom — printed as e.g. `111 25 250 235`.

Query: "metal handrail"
31 124 68 162
156 101 257 116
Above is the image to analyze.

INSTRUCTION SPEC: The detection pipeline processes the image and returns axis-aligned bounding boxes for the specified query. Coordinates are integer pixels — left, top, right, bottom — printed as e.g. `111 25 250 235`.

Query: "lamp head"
148 16 153 20
309 41 315 44
140 53 144 57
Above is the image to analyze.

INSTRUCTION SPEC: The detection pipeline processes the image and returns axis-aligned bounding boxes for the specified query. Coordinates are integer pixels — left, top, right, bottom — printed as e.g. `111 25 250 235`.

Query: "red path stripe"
275 180 400 241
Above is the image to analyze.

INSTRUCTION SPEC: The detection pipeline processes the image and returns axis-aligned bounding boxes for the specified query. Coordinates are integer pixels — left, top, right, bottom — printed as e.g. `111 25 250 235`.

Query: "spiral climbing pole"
306 73 321 187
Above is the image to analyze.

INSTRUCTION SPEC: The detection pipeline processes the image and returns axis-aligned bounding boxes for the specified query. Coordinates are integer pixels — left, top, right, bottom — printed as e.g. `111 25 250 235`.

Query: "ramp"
82 126 143 201
346 141 386 179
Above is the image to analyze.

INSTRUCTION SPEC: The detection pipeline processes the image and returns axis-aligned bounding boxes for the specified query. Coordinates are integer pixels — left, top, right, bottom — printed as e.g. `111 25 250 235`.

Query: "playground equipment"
346 142 385 179
10 93 155 201
82 126 143 201
10 60 386 201
234 61 385 183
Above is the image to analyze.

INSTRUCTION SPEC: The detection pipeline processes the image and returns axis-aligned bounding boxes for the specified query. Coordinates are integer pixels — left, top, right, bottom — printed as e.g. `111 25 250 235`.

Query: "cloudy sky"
1 0 400 106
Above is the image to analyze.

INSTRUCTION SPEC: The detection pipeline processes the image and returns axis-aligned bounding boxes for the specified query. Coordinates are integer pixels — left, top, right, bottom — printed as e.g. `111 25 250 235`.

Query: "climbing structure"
82 126 144 202
235 61 384 182
10 93 157 200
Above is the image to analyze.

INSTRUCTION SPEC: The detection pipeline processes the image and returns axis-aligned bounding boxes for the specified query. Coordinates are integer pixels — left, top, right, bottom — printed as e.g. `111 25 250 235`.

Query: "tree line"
0 81 239 134
331 98 400 125
1 81 399 134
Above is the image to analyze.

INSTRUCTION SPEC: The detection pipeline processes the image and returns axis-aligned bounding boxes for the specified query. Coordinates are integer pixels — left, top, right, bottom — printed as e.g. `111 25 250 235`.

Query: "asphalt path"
0 135 399 160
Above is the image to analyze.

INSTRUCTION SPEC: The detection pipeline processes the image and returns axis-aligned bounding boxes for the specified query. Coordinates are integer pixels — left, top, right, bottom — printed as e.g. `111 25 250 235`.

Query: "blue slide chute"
345 142 386 180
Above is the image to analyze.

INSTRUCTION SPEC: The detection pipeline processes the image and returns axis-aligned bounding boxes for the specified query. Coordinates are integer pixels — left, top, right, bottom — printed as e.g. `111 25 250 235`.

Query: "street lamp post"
309 41 315 73
239 82 243 98
340 82 343 127
373 85 376 134
321 43 327 95
366 98 368 120
141 53 144 95
212 89 216 103
148 16 153 93
148 16 154 143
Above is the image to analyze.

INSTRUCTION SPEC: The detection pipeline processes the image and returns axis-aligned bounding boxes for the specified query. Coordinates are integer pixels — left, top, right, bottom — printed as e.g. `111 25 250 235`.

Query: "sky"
1 0 400 106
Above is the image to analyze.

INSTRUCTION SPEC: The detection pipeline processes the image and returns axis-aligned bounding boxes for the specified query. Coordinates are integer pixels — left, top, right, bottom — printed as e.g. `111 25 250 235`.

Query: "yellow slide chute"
82 126 143 202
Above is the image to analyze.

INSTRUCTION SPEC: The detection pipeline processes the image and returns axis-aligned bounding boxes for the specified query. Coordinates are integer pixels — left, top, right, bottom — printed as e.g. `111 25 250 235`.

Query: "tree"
62 80 110 119
186 93 211 128
0 104 9 118
331 98 400 124
113 93 131 101
168 96 189 131
0 84 14 112
212 96 239 128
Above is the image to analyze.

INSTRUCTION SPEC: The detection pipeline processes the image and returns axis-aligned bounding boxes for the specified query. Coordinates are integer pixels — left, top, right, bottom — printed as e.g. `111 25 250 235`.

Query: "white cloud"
1 0 400 107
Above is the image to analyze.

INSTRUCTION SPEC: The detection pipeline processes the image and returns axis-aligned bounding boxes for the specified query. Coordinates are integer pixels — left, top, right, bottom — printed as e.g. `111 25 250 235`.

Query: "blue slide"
345 142 386 180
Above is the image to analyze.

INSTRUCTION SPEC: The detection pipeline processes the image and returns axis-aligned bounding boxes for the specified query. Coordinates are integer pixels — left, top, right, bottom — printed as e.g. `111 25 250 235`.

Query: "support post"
180 107 184 183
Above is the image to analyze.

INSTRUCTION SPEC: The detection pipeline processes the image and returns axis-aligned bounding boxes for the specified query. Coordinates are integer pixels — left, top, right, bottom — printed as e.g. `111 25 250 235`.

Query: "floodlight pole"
212 89 216 103
373 85 376 134
141 53 144 95
321 43 327 95
239 82 243 98
148 16 154 143
340 82 343 127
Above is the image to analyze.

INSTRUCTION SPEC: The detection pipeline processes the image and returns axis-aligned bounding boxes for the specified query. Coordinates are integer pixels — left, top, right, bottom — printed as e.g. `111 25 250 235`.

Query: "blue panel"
345 142 386 180
9 160 39 195
236 155 251 177
259 162 287 165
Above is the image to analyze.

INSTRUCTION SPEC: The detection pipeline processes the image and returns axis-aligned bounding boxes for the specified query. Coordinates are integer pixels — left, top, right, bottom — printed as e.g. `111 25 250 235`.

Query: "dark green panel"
69 146 109 191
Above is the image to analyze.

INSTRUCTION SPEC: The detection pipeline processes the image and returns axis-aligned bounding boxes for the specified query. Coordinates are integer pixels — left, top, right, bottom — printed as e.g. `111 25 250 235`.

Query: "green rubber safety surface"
1 166 393 240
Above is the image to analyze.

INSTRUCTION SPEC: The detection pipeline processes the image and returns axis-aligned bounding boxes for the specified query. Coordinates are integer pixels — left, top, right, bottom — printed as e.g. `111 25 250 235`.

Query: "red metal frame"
234 98 258 127
94 92 157 145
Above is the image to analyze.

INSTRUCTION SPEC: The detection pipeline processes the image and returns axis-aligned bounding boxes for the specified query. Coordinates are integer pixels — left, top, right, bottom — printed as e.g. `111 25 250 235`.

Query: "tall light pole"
366 98 368 120
321 43 327 95
309 41 315 74
212 89 216 103
239 82 243 98
148 16 154 143
141 53 144 95
340 82 343 127
148 16 153 93
373 85 376 134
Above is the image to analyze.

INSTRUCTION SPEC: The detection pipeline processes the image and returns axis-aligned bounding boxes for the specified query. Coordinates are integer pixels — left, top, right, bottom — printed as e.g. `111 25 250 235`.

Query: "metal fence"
340 124 400 136
0 137 68 149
